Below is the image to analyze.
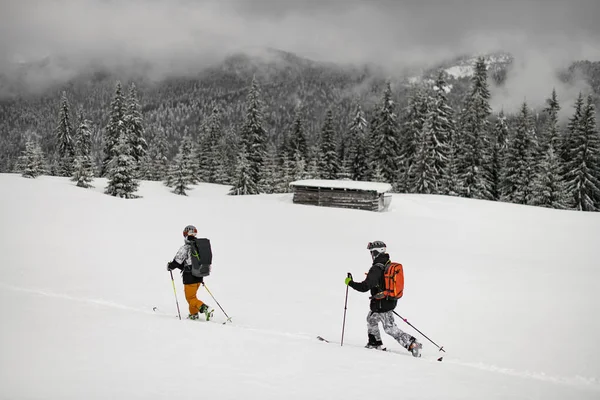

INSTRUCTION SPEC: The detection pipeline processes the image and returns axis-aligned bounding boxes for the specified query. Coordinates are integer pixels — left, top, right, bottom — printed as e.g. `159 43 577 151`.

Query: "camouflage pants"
367 310 413 348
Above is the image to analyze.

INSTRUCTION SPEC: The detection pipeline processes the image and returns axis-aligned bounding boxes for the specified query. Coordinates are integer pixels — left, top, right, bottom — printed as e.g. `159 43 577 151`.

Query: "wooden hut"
289 179 392 212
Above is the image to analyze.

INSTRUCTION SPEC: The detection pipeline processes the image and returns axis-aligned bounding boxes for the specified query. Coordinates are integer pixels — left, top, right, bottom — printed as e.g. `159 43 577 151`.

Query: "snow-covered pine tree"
240 77 268 193
229 147 258 196
289 109 308 161
445 139 463 197
260 143 281 194
502 102 536 205
561 93 584 165
105 132 139 199
101 82 126 177
347 103 371 181
181 134 198 185
146 128 170 181
400 88 429 191
168 153 190 196
124 83 147 177
305 147 321 180
542 88 561 155
489 111 510 200
204 107 226 183
564 95 600 211
457 57 492 199
71 110 94 188
371 164 386 183
372 82 401 184
55 91 75 177
318 109 341 179
19 139 46 178
421 71 454 194
410 113 438 194
221 126 240 184
529 147 569 209
165 135 195 191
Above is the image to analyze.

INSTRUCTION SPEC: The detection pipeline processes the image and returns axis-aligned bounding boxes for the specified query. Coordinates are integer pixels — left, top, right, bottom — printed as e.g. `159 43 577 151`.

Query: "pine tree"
542 88 561 154
564 95 600 211
167 153 191 196
445 139 463 196
373 82 400 183
305 148 321 180
347 104 371 181
289 109 308 161
19 140 46 178
124 83 147 176
410 115 438 194
489 111 510 200
400 89 429 191
105 132 139 199
146 128 170 181
318 109 341 179
529 147 569 209
240 77 267 192
561 93 584 164
102 82 126 177
457 57 492 199
55 91 75 176
502 102 536 204
204 107 225 183
261 143 281 194
71 110 94 188
422 71 454 194
229 147 258 196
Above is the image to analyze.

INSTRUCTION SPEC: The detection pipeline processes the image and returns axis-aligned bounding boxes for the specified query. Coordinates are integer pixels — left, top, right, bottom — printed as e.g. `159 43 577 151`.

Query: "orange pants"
184 283 205 315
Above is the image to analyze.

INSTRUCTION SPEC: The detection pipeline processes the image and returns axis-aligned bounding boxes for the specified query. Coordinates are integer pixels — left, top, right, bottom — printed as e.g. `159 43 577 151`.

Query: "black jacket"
168 239 204 285
349 253 397 313
169 259 204 285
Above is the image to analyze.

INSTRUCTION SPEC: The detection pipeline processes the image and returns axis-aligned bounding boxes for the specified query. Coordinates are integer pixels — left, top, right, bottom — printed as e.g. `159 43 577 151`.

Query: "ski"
153 306 230 325
316 335 442 361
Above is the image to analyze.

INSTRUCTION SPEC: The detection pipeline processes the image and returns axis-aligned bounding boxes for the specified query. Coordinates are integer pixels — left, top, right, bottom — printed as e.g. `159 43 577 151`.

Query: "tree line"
15 57 600 210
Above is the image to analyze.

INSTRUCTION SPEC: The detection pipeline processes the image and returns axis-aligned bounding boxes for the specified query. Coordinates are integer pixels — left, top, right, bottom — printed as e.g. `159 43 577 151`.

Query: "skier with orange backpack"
344 240 422 357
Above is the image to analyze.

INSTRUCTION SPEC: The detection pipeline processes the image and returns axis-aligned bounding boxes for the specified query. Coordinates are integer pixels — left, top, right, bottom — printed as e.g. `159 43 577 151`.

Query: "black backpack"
190 237 213 278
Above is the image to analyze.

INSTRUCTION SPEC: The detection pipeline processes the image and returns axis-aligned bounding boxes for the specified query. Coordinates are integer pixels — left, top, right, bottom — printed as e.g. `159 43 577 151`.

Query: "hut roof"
289 179 392 194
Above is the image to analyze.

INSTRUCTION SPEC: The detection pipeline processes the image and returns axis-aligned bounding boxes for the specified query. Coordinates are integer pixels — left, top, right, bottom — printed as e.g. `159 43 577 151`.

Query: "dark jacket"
168 239 204 285
349 253 397 313
169 260 204 285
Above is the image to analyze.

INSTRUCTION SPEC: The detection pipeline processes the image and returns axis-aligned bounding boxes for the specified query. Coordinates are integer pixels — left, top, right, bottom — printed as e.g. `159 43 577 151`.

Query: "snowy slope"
1 173 599 399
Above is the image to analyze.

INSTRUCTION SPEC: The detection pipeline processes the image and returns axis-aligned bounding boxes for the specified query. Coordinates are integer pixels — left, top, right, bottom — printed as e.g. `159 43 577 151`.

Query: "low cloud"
0 0 599 103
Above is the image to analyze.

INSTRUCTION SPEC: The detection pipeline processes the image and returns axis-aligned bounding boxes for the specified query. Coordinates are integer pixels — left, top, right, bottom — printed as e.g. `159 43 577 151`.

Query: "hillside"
2 49 598 173
0 173 599 399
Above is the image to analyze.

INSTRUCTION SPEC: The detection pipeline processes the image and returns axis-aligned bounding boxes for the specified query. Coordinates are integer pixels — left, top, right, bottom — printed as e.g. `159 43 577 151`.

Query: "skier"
167 225 214 321
344 240 422 357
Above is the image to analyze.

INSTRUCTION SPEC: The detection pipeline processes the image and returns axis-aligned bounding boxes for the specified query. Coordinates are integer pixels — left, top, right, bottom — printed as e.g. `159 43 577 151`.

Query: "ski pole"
169 270 182 320
341 272 351 346
203 283 232 323
393 310 445 353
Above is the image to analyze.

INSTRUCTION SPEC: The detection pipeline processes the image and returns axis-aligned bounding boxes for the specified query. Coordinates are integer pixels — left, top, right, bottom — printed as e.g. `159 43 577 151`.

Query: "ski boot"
199 304 214 321
187 313 199 320
365 334 386 351
407 337 422 357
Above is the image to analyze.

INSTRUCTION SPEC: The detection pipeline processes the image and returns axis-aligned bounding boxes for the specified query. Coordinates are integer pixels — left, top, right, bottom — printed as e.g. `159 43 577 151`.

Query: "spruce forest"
2 50 600 211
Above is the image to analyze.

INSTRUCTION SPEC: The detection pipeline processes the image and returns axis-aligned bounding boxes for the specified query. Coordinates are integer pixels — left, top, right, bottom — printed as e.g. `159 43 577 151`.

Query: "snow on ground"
1 173 599 399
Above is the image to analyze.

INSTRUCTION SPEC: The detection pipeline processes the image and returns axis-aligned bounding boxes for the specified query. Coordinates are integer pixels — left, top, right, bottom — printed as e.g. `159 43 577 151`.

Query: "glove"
345 273 353 286
167 262 174 271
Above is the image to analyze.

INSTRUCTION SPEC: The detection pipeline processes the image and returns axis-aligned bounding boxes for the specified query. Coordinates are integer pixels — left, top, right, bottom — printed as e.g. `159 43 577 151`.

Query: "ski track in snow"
2 281 599 393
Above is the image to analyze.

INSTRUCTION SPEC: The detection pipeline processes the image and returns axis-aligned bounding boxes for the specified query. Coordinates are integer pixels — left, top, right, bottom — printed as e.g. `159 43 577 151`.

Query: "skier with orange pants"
167 225 214 321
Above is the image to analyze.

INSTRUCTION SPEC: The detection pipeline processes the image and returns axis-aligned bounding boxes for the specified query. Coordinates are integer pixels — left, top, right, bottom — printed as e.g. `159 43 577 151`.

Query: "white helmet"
367 240 387 259
183 225 197 239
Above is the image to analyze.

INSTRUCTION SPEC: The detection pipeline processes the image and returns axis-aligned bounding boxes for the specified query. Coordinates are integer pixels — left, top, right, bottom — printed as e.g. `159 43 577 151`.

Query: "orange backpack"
375 261 404 300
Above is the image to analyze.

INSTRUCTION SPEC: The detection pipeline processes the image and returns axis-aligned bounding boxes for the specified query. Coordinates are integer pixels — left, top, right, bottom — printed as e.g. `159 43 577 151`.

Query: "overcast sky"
1 0 599 108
